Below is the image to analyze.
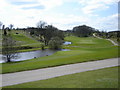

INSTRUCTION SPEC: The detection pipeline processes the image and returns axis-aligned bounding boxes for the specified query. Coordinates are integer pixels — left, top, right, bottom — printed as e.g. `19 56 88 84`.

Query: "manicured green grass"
64 36 113 47
1 36 119 74
3 66 119 88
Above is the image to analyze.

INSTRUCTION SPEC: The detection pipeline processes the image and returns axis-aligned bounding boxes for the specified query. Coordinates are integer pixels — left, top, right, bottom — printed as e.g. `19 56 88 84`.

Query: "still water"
0 41 71 63
63 41 72 45
1 49 69 63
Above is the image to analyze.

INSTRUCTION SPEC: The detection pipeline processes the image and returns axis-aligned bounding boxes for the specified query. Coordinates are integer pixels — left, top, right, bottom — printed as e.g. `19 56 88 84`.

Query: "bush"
40 43 45 50
48 37 63 50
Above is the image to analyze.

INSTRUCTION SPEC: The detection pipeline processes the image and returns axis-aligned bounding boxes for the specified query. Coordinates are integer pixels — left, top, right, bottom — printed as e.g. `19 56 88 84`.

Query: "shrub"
48 37 63 50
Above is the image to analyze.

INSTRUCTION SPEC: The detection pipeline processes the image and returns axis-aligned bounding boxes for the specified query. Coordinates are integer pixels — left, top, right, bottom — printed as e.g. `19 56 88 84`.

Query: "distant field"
3 66 118 88
2 36 119 74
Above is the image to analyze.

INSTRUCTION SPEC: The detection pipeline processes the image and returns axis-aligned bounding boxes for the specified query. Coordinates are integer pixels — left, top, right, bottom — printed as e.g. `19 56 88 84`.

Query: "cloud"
22 5 45 10
5 0 45 10
5 0 40 10
42 14 89 30
82 4 109 14
89 14 118 31
4 0 64 11
79 0 118 5
0 0 118 31
38 0 64 10
7 1 37 5
79 0 118 14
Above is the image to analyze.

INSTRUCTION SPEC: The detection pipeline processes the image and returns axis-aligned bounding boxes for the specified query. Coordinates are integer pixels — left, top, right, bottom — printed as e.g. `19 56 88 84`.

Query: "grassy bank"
2 36 119 74
3 66 119 88
110 38 120 45
1 30 43 53
11 30 41 47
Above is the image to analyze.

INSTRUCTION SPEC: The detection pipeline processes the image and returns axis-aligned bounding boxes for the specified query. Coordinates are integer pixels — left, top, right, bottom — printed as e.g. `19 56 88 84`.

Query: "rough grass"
1 30 42 52
1 36 119 74
11 30 40 47
3 66 119 88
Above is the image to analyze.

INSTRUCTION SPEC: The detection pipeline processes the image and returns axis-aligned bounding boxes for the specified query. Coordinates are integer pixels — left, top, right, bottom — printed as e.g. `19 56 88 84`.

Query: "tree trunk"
45 40 48 46
7 58 11 62
7 57 11 62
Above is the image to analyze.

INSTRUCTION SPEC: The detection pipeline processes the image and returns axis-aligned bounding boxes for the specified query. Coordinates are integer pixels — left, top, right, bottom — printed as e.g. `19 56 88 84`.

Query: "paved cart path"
1 58 119 87
93 33 118 46
106 39 118 46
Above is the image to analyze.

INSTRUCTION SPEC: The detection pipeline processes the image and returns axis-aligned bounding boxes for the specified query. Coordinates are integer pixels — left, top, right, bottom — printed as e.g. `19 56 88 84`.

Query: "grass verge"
3 66 119 88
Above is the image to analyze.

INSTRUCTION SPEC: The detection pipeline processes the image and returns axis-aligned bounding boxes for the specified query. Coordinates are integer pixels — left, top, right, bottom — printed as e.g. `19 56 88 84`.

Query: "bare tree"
2 36 18 62
37 21 46 29
2 25 5 30
0 21 3 30
9 24 14 30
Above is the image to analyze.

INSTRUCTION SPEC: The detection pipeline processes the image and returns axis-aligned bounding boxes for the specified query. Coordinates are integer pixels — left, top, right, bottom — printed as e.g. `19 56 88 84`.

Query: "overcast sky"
0 0 119 31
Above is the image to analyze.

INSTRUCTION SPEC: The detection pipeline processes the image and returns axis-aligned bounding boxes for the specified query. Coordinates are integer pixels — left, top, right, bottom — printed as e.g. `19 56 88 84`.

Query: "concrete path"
93 33 103 39
106 39 118 46
93 34 118 46
1 58 119 87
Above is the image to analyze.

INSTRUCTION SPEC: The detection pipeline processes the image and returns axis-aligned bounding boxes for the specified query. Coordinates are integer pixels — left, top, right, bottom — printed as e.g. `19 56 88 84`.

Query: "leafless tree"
2 25 5 30
37 21 46 29
9 24 14 30
2 36 18 62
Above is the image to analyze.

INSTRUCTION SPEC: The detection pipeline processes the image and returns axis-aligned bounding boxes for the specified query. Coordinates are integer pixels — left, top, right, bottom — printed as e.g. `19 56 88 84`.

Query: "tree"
40 43 45 50
2 36 18 62
33 24 65 46
37 21 46 29
30 30 34 36
2 25 5 30
4 29 7 36
48 37 63 50
73 25 95 37
0 21 3 30
43 25 64 46
9 24 14 30
43 25 57 45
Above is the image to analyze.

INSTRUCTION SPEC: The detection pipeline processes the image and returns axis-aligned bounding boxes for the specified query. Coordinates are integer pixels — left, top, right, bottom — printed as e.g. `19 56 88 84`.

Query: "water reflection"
1 41 71 63
1 49 70 63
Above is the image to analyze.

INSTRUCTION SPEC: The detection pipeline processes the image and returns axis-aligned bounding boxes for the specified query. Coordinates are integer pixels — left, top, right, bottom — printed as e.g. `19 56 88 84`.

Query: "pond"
1 49 70 63
0 41 71 63
63 41 72 45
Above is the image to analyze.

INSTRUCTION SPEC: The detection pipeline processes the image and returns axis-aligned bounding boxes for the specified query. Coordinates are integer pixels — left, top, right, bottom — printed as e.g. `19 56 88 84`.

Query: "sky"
0 0 119 31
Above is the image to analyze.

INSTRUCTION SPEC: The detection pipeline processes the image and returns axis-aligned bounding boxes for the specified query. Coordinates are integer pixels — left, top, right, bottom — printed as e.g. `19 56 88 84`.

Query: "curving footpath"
1 58 119 87
106 39 118 46
93 33 118 46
